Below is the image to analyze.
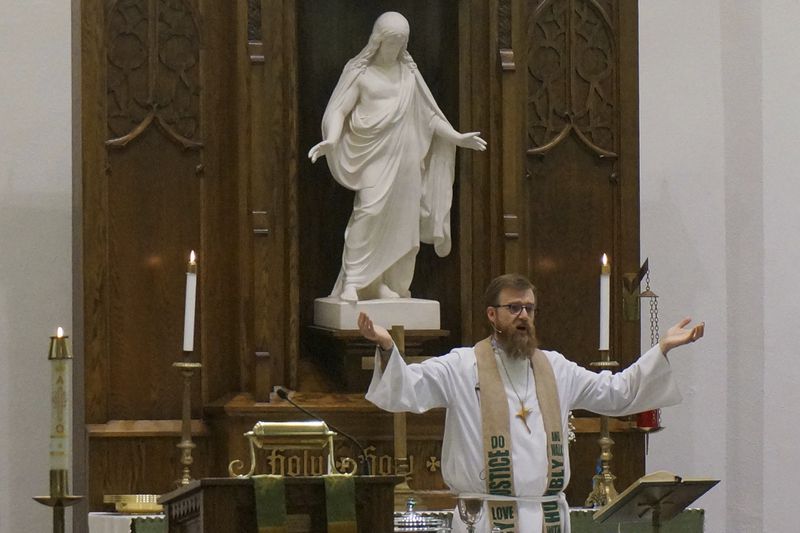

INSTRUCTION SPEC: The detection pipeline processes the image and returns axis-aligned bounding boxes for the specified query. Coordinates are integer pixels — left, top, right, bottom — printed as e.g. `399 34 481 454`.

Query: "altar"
571 508 704 532
158 476 401 533
88 513 166 533
87 507 705 533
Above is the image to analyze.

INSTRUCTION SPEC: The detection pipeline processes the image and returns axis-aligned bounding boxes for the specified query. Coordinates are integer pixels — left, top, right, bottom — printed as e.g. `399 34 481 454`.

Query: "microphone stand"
276 388 371 475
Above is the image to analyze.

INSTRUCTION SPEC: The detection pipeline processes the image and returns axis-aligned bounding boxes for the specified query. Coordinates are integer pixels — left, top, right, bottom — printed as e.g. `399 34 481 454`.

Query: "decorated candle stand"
585 254 620 507
584 350 620 507
173 250 202 486
34 328 83 533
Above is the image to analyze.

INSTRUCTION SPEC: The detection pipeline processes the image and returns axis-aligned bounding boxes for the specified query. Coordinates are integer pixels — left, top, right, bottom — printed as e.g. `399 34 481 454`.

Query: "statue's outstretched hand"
358 312 394 351
659 318 705 355
308 140 334 164
457 131 487 151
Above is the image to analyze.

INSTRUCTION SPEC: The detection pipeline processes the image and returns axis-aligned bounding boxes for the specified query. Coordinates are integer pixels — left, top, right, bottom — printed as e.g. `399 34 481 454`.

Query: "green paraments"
253 475 288 533
324 475 358 533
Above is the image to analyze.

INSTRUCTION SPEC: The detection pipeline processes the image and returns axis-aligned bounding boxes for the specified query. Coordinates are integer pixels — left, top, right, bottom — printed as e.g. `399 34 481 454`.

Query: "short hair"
484 274 537 308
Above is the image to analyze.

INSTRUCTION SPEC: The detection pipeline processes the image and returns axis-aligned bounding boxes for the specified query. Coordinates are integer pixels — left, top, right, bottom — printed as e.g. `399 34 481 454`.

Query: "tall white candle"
49 327 72 472
599 254 610 350
183 251 197 352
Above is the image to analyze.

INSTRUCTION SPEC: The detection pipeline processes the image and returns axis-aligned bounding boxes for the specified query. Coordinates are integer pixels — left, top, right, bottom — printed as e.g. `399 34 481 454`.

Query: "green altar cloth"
131 515 168 533
252 474 357 533
254 474 288 533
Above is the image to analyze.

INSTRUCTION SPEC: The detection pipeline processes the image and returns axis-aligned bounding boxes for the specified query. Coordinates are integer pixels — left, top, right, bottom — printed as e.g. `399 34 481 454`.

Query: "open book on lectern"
593 470 719 525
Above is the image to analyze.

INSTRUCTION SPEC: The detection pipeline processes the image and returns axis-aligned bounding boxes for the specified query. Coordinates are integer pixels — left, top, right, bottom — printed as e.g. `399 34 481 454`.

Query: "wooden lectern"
159 476 402 533
593 471 719 533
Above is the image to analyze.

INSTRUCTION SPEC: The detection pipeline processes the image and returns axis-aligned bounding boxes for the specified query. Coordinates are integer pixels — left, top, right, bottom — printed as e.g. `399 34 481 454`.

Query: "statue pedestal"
313 297 440 330
309 298 446 392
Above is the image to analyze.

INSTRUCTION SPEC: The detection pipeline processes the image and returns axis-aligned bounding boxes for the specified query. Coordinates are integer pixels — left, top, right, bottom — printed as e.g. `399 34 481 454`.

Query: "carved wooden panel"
571 0 616 154
498 0 512 49
521 0 638 364
247 0 262 41
106 0 202 148
105 126 202 420
526 0 617 158
94 0 206 422
513 0 643 503
82 0 243 511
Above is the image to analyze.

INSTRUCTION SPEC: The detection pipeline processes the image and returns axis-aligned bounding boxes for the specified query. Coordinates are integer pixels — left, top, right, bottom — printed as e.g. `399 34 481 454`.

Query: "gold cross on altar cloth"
516 401 532 434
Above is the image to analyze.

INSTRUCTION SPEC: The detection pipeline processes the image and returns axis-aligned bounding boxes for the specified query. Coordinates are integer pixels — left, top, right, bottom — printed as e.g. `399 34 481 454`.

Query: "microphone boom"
276 388 371 475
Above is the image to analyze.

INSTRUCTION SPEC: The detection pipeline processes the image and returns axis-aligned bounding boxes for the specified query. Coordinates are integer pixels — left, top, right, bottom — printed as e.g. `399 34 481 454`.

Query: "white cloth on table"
88 512 164 533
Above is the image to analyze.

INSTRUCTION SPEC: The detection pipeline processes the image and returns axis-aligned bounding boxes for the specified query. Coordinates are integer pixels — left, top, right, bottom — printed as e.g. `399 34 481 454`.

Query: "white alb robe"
366 344 681 533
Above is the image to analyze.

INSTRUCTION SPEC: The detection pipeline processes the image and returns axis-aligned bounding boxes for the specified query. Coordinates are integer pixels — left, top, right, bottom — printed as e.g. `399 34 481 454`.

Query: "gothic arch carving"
106 0 202 149
526 0 617 159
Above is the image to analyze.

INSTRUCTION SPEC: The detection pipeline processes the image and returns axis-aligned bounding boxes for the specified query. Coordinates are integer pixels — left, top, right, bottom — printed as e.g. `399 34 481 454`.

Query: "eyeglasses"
492 303 535 316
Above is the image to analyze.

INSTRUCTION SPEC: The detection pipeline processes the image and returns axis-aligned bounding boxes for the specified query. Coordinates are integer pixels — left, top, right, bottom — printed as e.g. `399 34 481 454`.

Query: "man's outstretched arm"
358 312 394 371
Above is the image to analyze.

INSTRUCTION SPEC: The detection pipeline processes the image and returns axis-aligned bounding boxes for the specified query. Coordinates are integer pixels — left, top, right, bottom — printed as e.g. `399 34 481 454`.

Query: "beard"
495 321 538 359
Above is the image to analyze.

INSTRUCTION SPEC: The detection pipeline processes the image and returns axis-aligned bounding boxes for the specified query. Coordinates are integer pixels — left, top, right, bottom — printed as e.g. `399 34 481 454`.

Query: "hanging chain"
645 270 660 347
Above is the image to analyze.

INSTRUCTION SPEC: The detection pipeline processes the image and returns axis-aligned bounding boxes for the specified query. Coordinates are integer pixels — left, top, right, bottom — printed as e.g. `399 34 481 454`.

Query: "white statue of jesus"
309 11 486 303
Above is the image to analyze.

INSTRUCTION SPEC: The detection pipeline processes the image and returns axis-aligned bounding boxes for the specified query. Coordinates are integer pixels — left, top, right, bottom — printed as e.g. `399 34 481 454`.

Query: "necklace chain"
492 336 533 434
491 336 529 404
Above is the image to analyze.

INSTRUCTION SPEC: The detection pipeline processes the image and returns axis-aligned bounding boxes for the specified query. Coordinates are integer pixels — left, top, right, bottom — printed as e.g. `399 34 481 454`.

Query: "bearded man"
361 273 704 533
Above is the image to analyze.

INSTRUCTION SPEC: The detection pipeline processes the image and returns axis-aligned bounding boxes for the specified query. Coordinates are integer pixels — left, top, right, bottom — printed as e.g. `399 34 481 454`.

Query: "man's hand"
357 312 394 351
659 318 705 355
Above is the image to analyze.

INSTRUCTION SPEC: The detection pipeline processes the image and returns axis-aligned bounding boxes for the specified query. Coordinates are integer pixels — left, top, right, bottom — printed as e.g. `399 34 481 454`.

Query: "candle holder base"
173 361 202 486
33 495 83 533
584 471 618 508
585 351 620 507
33 495 83 507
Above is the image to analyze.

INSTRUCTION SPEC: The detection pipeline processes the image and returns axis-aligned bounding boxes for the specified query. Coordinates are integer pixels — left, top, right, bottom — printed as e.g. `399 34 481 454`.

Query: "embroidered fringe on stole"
475 338 565 533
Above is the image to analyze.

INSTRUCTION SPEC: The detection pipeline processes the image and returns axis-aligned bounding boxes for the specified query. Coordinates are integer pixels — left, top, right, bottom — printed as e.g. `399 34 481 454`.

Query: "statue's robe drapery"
322 60 456 298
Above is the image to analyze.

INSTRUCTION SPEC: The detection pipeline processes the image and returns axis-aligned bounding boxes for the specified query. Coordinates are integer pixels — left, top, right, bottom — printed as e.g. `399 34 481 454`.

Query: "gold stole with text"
475 338 565 533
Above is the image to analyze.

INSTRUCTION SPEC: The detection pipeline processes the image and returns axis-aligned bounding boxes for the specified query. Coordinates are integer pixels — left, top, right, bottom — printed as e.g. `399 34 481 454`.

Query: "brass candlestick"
173 360 202 486
35 332 82 533
34 471 83 533
585 350 619 507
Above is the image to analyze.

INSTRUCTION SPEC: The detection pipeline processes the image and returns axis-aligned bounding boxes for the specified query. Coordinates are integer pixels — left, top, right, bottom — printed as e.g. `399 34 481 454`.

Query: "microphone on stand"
275 387 371 475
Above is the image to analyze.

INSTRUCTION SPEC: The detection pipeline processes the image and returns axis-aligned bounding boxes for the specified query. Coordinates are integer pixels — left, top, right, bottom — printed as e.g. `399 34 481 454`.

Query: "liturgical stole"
475 338 565 533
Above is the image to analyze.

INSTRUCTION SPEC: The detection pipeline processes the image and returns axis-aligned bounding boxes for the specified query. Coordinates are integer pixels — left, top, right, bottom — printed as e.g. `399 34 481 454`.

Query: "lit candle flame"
189 250 196 265
601 253 608 266
56 327 64 338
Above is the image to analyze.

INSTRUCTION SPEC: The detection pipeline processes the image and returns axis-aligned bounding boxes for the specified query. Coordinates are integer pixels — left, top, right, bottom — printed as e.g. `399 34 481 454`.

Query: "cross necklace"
492 339 532 434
